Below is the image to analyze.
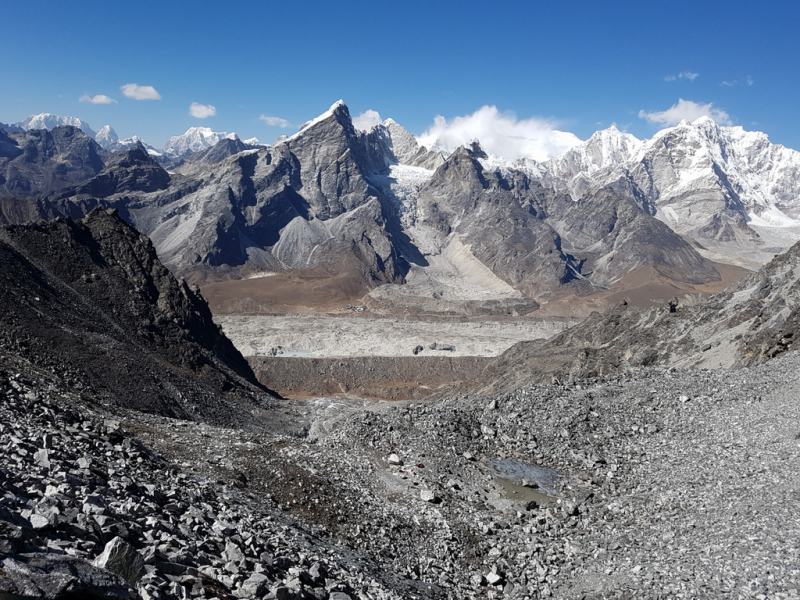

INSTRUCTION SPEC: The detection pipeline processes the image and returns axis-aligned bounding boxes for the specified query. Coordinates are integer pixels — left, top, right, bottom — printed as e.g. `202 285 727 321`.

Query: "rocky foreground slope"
3 335 800 599
0 209 799 598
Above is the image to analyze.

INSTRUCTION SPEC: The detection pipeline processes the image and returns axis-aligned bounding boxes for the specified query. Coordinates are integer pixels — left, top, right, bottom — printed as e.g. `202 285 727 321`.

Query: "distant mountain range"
2 102 800 315
1 113 265 161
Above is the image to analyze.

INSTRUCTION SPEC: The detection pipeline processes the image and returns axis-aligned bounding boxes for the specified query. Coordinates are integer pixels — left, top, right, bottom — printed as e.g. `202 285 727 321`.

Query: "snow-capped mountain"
163 127 239 159
538 125 643 198
536 118 800 217
94 125 119 148
93 125 161 156
462 117 800 267
16 113 96 138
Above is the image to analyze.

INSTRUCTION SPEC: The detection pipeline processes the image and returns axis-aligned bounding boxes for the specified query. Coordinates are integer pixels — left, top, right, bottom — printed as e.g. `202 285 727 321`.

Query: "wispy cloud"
189 102 216 119
417 105 581 161
120 83 161 101
79 94 117 105
638 98 732 127
665 71 699 82
721 76 755 88
352 109 382 131
259 115 290 128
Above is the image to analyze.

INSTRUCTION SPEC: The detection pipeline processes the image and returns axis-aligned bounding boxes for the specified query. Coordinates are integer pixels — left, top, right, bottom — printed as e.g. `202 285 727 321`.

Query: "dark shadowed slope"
0 208 284 430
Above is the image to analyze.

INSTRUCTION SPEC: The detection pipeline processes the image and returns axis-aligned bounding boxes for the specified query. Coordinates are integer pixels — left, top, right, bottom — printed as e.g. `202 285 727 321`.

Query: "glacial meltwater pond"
489 459 560 506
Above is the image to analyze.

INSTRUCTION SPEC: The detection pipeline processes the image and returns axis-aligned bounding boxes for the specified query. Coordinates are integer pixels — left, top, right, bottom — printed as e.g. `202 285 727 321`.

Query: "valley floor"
216 314 573 359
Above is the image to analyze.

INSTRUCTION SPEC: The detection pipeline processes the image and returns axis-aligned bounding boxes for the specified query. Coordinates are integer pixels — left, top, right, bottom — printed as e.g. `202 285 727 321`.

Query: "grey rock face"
415 142 719 297
176 136 261 174
366 118 445 170
63 142 170 198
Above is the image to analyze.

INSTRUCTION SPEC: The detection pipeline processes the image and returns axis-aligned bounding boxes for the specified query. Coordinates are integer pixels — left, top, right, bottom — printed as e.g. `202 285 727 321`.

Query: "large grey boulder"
93 536 146 585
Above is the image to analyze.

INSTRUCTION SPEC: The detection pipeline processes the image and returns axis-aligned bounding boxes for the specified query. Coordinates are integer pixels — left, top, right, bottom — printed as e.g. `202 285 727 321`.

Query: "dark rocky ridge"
61 142 172 198
0 208 283 430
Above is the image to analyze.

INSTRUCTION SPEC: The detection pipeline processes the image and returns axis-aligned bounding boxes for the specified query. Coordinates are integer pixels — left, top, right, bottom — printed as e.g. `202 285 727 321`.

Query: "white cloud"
259 114 290 128
638 98 732 127
416 105 581 161
189 102 216 119
722 80 736 87
746 75 754 86
120 83 161 101
665 71 699 82
79 94 117 105
352 109 382 131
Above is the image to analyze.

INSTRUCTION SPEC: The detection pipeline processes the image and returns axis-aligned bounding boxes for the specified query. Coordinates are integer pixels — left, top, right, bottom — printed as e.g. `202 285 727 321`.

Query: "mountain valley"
3 102 800 599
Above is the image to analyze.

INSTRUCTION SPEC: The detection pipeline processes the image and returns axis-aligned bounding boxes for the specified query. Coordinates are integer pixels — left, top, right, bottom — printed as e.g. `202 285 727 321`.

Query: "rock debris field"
216 315 571 358
3 344 800 599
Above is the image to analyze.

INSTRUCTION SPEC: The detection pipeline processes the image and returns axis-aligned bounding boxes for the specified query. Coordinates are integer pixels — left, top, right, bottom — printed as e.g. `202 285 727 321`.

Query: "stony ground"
4 343 800 599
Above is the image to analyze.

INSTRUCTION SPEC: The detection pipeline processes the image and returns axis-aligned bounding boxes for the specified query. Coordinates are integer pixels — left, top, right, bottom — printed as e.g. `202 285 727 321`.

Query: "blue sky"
1 0 797 154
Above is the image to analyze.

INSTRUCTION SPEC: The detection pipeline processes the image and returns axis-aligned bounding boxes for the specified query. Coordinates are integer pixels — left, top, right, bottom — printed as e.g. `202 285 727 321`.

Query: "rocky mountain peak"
61 141 170 199
465 139 489 159
94 125 119 149
0 126 105 198
163 127 239 159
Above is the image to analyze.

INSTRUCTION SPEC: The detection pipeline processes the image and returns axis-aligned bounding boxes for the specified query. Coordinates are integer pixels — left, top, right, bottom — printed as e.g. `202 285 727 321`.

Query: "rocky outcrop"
176 137 261 173
0 208 279 427
366 118 445 170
